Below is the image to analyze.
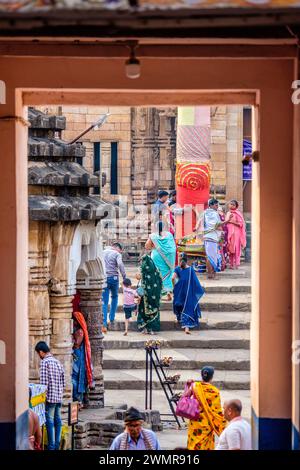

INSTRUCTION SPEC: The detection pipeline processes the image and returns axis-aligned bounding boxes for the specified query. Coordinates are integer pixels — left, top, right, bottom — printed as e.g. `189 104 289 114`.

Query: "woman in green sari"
137 254 163 334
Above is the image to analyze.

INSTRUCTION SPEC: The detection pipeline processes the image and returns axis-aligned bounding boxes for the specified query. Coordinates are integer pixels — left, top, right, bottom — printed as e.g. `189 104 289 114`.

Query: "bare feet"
184 328 191 335
123 331 128 336
102 326 107 333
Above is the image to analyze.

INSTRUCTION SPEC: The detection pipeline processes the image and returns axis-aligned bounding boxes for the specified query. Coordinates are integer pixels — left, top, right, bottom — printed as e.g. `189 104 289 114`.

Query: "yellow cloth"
30 392 46 408
42 424 70 450
187 381 226 450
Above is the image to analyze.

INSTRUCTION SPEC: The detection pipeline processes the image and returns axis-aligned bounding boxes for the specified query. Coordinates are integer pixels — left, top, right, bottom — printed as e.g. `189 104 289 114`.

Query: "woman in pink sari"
225 200 246 269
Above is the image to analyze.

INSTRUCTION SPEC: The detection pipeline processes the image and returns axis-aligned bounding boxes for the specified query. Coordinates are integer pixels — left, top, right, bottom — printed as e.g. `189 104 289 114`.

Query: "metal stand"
145 343 184 429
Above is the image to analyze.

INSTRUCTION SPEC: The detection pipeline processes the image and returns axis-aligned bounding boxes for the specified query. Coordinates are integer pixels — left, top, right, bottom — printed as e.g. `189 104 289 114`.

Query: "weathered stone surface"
29 195 110 221
28 161 98 186
28 109 107 419
28 136 85 160
79 288 104 409
50 294 73 404
29 108 66 131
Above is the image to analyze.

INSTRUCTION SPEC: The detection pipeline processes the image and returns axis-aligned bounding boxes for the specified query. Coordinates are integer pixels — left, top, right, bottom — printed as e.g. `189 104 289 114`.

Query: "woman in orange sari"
187 366 226 450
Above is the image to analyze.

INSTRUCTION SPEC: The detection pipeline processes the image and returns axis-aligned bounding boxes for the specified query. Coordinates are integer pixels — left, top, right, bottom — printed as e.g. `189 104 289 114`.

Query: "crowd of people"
109 371 252 451
31 340 251 451
100 190 246 336
28 189 248 450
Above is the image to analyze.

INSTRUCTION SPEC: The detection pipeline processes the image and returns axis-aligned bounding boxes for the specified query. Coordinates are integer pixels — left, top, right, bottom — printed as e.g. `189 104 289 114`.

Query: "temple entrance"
27 103 252 449
0 46 296 449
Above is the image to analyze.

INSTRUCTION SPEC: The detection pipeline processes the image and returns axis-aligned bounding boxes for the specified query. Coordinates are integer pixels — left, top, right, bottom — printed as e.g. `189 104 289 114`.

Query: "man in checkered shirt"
35 341 65 450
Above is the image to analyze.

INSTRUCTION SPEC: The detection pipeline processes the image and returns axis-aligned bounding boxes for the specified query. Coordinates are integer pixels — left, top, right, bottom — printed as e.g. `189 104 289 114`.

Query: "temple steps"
117 293 251 313
108 311 251 331
103 348 250 371
103 329 250 350
98 264 252 449
103 369 250 391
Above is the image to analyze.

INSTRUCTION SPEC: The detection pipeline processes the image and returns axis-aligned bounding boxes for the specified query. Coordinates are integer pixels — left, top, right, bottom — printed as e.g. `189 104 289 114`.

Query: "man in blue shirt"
102 242 127 333
152 190 169 218
110 407 161 450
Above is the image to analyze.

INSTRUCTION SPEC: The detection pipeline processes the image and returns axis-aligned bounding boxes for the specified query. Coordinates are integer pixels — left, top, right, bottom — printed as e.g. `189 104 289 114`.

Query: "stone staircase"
102 266 251 433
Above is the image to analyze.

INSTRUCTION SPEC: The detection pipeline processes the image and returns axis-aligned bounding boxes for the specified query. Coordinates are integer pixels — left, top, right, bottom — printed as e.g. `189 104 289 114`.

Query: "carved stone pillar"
49 294 73 404
78 287 104 408
28 221 52 382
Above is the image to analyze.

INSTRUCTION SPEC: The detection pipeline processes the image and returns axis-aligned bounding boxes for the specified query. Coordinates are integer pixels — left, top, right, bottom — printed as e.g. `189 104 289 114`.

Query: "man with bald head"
216 399 252 450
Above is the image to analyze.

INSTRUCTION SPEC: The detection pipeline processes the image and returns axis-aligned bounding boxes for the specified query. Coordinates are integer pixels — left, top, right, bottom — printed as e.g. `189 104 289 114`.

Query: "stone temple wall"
37 105 244 244
28 108 108 410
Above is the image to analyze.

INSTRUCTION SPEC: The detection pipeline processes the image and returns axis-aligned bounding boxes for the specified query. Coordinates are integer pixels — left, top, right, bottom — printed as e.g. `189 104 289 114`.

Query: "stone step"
116 293 251 313
124 265 250 280
118 282 251 294
103 329 250 350
103 348 250 371
104 389 251 420
108 311 250 331
103 369 250 391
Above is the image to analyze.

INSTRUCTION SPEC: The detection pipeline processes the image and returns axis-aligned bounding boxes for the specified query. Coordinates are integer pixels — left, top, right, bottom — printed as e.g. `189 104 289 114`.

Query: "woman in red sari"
225 200 246 269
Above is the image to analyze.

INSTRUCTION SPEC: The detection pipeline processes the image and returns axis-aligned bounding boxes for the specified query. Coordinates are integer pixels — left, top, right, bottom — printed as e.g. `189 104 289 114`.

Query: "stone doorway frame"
0 44 298 448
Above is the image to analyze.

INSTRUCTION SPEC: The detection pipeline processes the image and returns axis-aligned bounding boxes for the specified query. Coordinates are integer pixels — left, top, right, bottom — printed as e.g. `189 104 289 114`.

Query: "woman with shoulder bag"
187 366 226 450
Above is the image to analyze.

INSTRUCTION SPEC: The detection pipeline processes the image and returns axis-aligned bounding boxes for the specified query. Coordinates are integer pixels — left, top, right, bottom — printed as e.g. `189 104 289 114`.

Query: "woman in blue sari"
145 221 176 300
172 252 205 334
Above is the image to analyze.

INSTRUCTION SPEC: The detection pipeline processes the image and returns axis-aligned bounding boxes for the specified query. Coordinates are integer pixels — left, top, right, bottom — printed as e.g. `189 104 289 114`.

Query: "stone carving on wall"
28 108 108 409
131 107 177 207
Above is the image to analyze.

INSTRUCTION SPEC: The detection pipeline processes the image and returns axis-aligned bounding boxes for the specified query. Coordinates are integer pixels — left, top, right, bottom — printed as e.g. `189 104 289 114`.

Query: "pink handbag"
175 383 200 420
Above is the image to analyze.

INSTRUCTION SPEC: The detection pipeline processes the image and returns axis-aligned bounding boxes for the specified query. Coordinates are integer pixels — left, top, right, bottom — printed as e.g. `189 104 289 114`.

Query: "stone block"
87 106 109 115
119 159 132 169
71 113 86 124
227 105 240 113
211 162 226 171
227 113 239 125
120 168 131 177
211 129 226 138
211 142 227 155
109 107 130 115
227 126 241 140
119 142 131 151
227 141 239 153
211 119 226 130
29 290 50 319
210 152 226 162
212 136 226 144
108 114 131 123
73 122 86 131
101 421 124 433
215 106 227 114
213 178 226 186
121 123 131 131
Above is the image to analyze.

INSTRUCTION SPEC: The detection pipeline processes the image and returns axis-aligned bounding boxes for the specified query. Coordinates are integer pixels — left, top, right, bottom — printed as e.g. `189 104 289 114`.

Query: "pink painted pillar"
0 88 29 449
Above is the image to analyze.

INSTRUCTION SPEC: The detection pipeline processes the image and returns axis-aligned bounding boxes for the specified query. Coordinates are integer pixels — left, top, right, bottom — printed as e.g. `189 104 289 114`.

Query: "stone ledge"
29 108 66 131
28 161 98 187
28 136 85 159
29 195 110 221
74 406 162 449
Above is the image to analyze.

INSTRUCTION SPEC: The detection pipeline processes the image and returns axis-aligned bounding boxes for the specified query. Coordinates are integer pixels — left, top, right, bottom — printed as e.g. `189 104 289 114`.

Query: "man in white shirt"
216 399 252 450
